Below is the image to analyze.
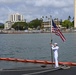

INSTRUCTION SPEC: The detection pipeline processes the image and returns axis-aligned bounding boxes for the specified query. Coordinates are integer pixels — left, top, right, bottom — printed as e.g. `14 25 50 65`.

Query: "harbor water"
0 33 76 69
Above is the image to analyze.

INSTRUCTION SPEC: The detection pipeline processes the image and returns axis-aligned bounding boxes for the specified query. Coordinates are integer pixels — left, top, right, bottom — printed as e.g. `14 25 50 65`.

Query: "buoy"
0 58 76 66
71 63 76 66
59 62 72 66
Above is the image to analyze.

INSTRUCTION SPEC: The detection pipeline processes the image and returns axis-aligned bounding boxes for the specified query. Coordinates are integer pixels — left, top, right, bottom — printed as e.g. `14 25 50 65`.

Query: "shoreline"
0 28 75 34
0 31 75 34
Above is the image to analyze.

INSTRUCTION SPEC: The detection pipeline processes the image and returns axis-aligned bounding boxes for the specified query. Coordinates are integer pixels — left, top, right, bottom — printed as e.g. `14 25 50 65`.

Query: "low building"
41 20 60 31
41 21 51 31
4 21 14 30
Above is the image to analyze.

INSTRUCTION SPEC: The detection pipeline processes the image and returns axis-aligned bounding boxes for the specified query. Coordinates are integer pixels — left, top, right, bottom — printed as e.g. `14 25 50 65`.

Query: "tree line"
61 16 74 29
12 16 74 30
0 16 74 30
12 18 42 30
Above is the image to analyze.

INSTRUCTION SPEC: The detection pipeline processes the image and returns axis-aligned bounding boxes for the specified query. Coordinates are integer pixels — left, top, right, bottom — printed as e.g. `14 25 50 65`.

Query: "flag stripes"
52 20 66 42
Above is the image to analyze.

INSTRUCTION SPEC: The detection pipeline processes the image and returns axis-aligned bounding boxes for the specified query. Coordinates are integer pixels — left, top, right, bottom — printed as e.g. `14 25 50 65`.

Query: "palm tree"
68 16 71 21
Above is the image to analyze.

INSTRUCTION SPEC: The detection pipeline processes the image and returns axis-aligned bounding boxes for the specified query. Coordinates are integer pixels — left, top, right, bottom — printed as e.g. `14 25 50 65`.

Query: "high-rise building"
4 13 24 29
74 0 76 28
9 13 24 22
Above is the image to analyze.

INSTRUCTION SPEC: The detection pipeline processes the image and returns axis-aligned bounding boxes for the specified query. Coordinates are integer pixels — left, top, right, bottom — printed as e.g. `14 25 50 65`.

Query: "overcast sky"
0 0 74 23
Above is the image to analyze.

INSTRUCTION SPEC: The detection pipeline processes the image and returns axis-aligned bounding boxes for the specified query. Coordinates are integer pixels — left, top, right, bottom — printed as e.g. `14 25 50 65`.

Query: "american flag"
52 20 66 42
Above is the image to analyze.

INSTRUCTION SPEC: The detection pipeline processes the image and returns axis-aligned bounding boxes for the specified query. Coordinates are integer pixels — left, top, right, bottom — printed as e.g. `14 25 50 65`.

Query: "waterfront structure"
4 13 24 30
41 21 51 31
41 20 60 31
54 18 60 26
4 21 14 30
74 0 76 28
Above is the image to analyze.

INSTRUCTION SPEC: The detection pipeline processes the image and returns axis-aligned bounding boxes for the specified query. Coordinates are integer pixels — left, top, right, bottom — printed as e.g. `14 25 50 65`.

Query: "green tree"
62 20 72 29
0 25 4 29
12 22 28 30
72 17 74 27
28 19 42 29
68 16 71 21
60 19 62 25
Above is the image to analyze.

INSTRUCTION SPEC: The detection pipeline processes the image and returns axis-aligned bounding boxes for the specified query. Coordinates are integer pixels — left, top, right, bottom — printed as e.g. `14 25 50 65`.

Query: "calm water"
0 33 76 69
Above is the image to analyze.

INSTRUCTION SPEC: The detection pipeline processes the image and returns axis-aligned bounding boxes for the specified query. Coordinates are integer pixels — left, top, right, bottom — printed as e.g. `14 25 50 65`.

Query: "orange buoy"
59 62 72 66
0 58 76 66
71 63 76 66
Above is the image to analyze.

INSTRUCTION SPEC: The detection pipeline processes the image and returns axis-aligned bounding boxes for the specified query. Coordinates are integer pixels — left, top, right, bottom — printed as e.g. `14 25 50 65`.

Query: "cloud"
25 0 73 8
0 7 9 21
0 0 74 23
0 0 22 4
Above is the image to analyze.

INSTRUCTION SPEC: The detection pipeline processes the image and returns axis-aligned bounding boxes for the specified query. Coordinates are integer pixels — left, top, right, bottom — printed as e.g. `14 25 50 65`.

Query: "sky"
0 0 74 23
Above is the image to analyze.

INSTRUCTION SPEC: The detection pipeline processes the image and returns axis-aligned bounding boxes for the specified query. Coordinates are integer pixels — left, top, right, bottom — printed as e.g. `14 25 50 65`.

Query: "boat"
0 57 76 75
0 19 76 75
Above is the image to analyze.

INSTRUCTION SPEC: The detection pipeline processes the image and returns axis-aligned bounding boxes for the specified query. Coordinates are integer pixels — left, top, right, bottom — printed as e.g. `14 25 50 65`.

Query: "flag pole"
50 15 53 67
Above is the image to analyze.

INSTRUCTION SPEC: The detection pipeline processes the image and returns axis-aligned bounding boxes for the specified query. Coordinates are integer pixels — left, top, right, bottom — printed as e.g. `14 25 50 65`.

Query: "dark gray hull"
0 65 76 75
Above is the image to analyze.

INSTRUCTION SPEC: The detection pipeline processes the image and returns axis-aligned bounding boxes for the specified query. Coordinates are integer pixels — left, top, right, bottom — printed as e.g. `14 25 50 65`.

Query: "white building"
9 13 24 22
4 13 24 30
4 21 14 30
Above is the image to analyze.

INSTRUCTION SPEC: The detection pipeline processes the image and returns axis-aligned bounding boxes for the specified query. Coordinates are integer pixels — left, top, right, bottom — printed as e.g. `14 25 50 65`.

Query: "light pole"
42 15 53 66
49 15 53 67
